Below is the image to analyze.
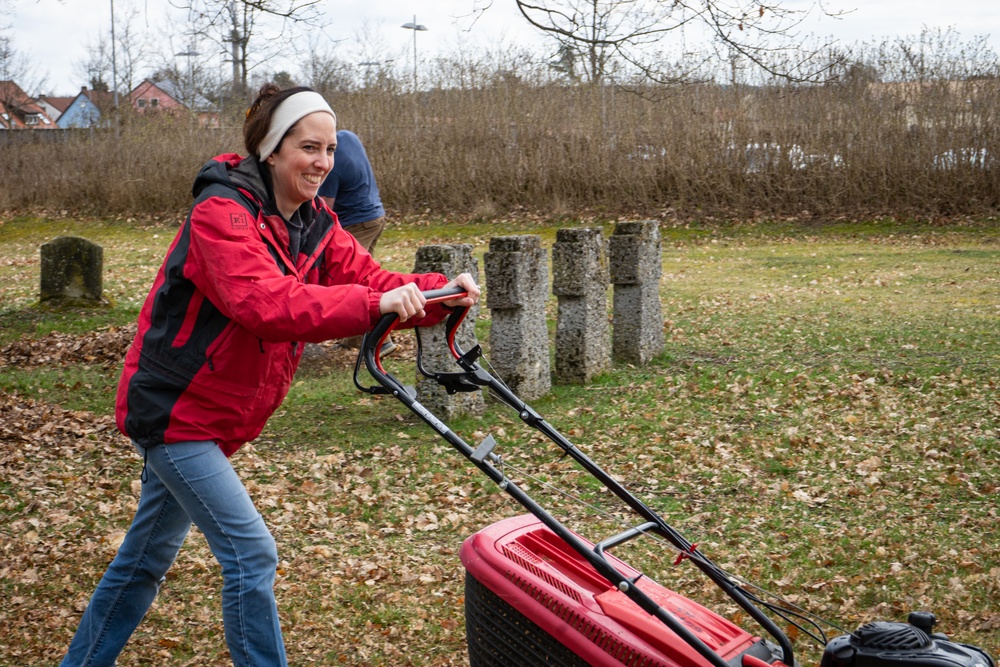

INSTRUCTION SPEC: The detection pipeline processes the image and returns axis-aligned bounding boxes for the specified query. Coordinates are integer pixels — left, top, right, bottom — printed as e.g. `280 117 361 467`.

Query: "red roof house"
129 78 219 127
0 80 58 130
130 79 187 114
36 94 75 122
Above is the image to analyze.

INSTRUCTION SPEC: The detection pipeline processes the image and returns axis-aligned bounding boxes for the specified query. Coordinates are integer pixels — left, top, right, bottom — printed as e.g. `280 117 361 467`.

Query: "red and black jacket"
116 153 449 456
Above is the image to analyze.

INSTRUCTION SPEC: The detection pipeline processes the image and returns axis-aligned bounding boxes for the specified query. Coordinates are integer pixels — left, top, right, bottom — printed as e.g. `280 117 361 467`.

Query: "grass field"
1 214 998 666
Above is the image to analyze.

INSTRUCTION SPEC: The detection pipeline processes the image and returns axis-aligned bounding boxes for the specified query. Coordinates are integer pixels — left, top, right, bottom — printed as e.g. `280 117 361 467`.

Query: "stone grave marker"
484 235 550 400
552 227 610 384
39 236 106 306
609 220 664 364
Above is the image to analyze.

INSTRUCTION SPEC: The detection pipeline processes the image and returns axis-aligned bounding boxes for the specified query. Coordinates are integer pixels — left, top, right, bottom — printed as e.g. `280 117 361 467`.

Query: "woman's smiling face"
265 111 337 219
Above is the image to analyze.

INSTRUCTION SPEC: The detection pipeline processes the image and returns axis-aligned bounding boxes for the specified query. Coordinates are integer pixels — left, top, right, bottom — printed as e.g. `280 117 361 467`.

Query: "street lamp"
359 60 379 85
175 49 200 106
400 15 427 93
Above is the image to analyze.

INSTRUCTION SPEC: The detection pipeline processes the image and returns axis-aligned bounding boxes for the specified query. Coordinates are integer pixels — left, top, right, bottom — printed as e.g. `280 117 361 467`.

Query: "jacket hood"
193 153 323 227
192 153 273 210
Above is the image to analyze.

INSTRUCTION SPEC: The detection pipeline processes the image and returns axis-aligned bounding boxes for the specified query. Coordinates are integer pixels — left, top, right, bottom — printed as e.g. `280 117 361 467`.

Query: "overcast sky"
6 0 1000 95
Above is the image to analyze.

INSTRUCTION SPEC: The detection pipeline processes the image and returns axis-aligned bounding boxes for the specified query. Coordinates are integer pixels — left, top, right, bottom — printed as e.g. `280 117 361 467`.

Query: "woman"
60 84 479 667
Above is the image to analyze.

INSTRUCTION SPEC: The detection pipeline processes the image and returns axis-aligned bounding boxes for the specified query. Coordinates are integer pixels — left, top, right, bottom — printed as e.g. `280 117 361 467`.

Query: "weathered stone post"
609 220 664 364
413 244 484 419
484 235 550 400
552 228 609 384
39 236 105 305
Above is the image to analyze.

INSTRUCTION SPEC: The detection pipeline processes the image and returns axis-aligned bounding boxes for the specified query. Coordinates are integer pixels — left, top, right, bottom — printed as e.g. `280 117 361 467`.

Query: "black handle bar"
419 285 469 303
353 286 471 395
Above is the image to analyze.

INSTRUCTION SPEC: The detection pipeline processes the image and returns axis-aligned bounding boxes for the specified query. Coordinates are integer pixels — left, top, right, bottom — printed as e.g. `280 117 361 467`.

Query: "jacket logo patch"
230 213 249 230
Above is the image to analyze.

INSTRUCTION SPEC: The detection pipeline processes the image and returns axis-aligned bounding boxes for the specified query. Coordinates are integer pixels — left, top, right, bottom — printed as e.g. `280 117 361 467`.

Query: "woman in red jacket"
61 83 479 667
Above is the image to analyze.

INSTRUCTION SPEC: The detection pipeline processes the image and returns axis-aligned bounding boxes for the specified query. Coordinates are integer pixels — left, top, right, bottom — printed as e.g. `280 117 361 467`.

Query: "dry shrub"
1 111 241 216
3 56 998 220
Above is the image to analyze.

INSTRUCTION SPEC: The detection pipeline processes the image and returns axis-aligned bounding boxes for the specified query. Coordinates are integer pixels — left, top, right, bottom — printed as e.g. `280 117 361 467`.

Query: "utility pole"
229 0 241 95
110 0 120 137
176 46 200 131
109 0 118 109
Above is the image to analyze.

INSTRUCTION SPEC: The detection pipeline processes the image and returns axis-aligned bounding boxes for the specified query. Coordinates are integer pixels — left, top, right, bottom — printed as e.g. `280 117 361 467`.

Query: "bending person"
319 128 397 352
319 128 386 254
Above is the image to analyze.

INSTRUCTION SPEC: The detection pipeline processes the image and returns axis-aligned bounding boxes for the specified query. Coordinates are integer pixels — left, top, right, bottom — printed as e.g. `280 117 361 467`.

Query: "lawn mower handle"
353 286 471 396
419 285 470 304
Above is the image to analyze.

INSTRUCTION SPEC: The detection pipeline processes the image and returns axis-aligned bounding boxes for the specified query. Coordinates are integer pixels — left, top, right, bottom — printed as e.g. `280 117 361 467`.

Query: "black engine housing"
820 614 995 667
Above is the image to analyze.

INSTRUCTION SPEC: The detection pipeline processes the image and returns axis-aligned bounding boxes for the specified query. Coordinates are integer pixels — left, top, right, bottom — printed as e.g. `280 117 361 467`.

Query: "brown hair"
243 83 315 158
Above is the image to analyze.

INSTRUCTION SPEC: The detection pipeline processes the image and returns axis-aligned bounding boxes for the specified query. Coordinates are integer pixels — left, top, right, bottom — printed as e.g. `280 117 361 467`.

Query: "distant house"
129 78 219 127
57 87 118 129
0 80 58 130
36 94 75 122
130 78 185 114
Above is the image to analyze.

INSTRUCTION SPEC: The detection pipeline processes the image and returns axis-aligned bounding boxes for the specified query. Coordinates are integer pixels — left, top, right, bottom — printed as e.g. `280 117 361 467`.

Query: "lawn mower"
353 286 995 667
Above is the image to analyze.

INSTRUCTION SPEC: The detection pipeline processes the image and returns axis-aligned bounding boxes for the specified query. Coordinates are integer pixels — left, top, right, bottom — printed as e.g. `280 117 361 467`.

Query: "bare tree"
148 9 226 111
888 27 1000 83
297 34 355 98
0 29 54 133
111 4 151 95
76 4 149 96
74 35 114 93
475 0 847 86
347 21 405 94
0 2 43 127
0 27 47 96
172 0 324 98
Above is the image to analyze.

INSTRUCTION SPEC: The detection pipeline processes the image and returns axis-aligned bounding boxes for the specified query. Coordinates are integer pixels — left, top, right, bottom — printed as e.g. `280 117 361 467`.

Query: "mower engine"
821 612 995 667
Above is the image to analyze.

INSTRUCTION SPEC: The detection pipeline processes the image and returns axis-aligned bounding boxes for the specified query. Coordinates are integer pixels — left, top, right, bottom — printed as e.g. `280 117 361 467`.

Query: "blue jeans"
61 441 286 667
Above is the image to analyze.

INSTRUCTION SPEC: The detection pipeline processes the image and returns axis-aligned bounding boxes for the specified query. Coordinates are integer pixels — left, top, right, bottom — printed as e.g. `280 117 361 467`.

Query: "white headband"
257 91 336 161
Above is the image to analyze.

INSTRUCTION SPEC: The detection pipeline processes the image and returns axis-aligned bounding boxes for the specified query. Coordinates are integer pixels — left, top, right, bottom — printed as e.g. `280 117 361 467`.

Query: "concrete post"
609 220 664 364
552 228 609 384
413 244 484 419
484 235 550 400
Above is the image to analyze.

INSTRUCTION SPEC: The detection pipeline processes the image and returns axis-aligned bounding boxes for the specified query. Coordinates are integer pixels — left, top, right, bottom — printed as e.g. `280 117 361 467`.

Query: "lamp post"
175 48 200 106
176 48 200 131
400 15 427 93
359 60 380 88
